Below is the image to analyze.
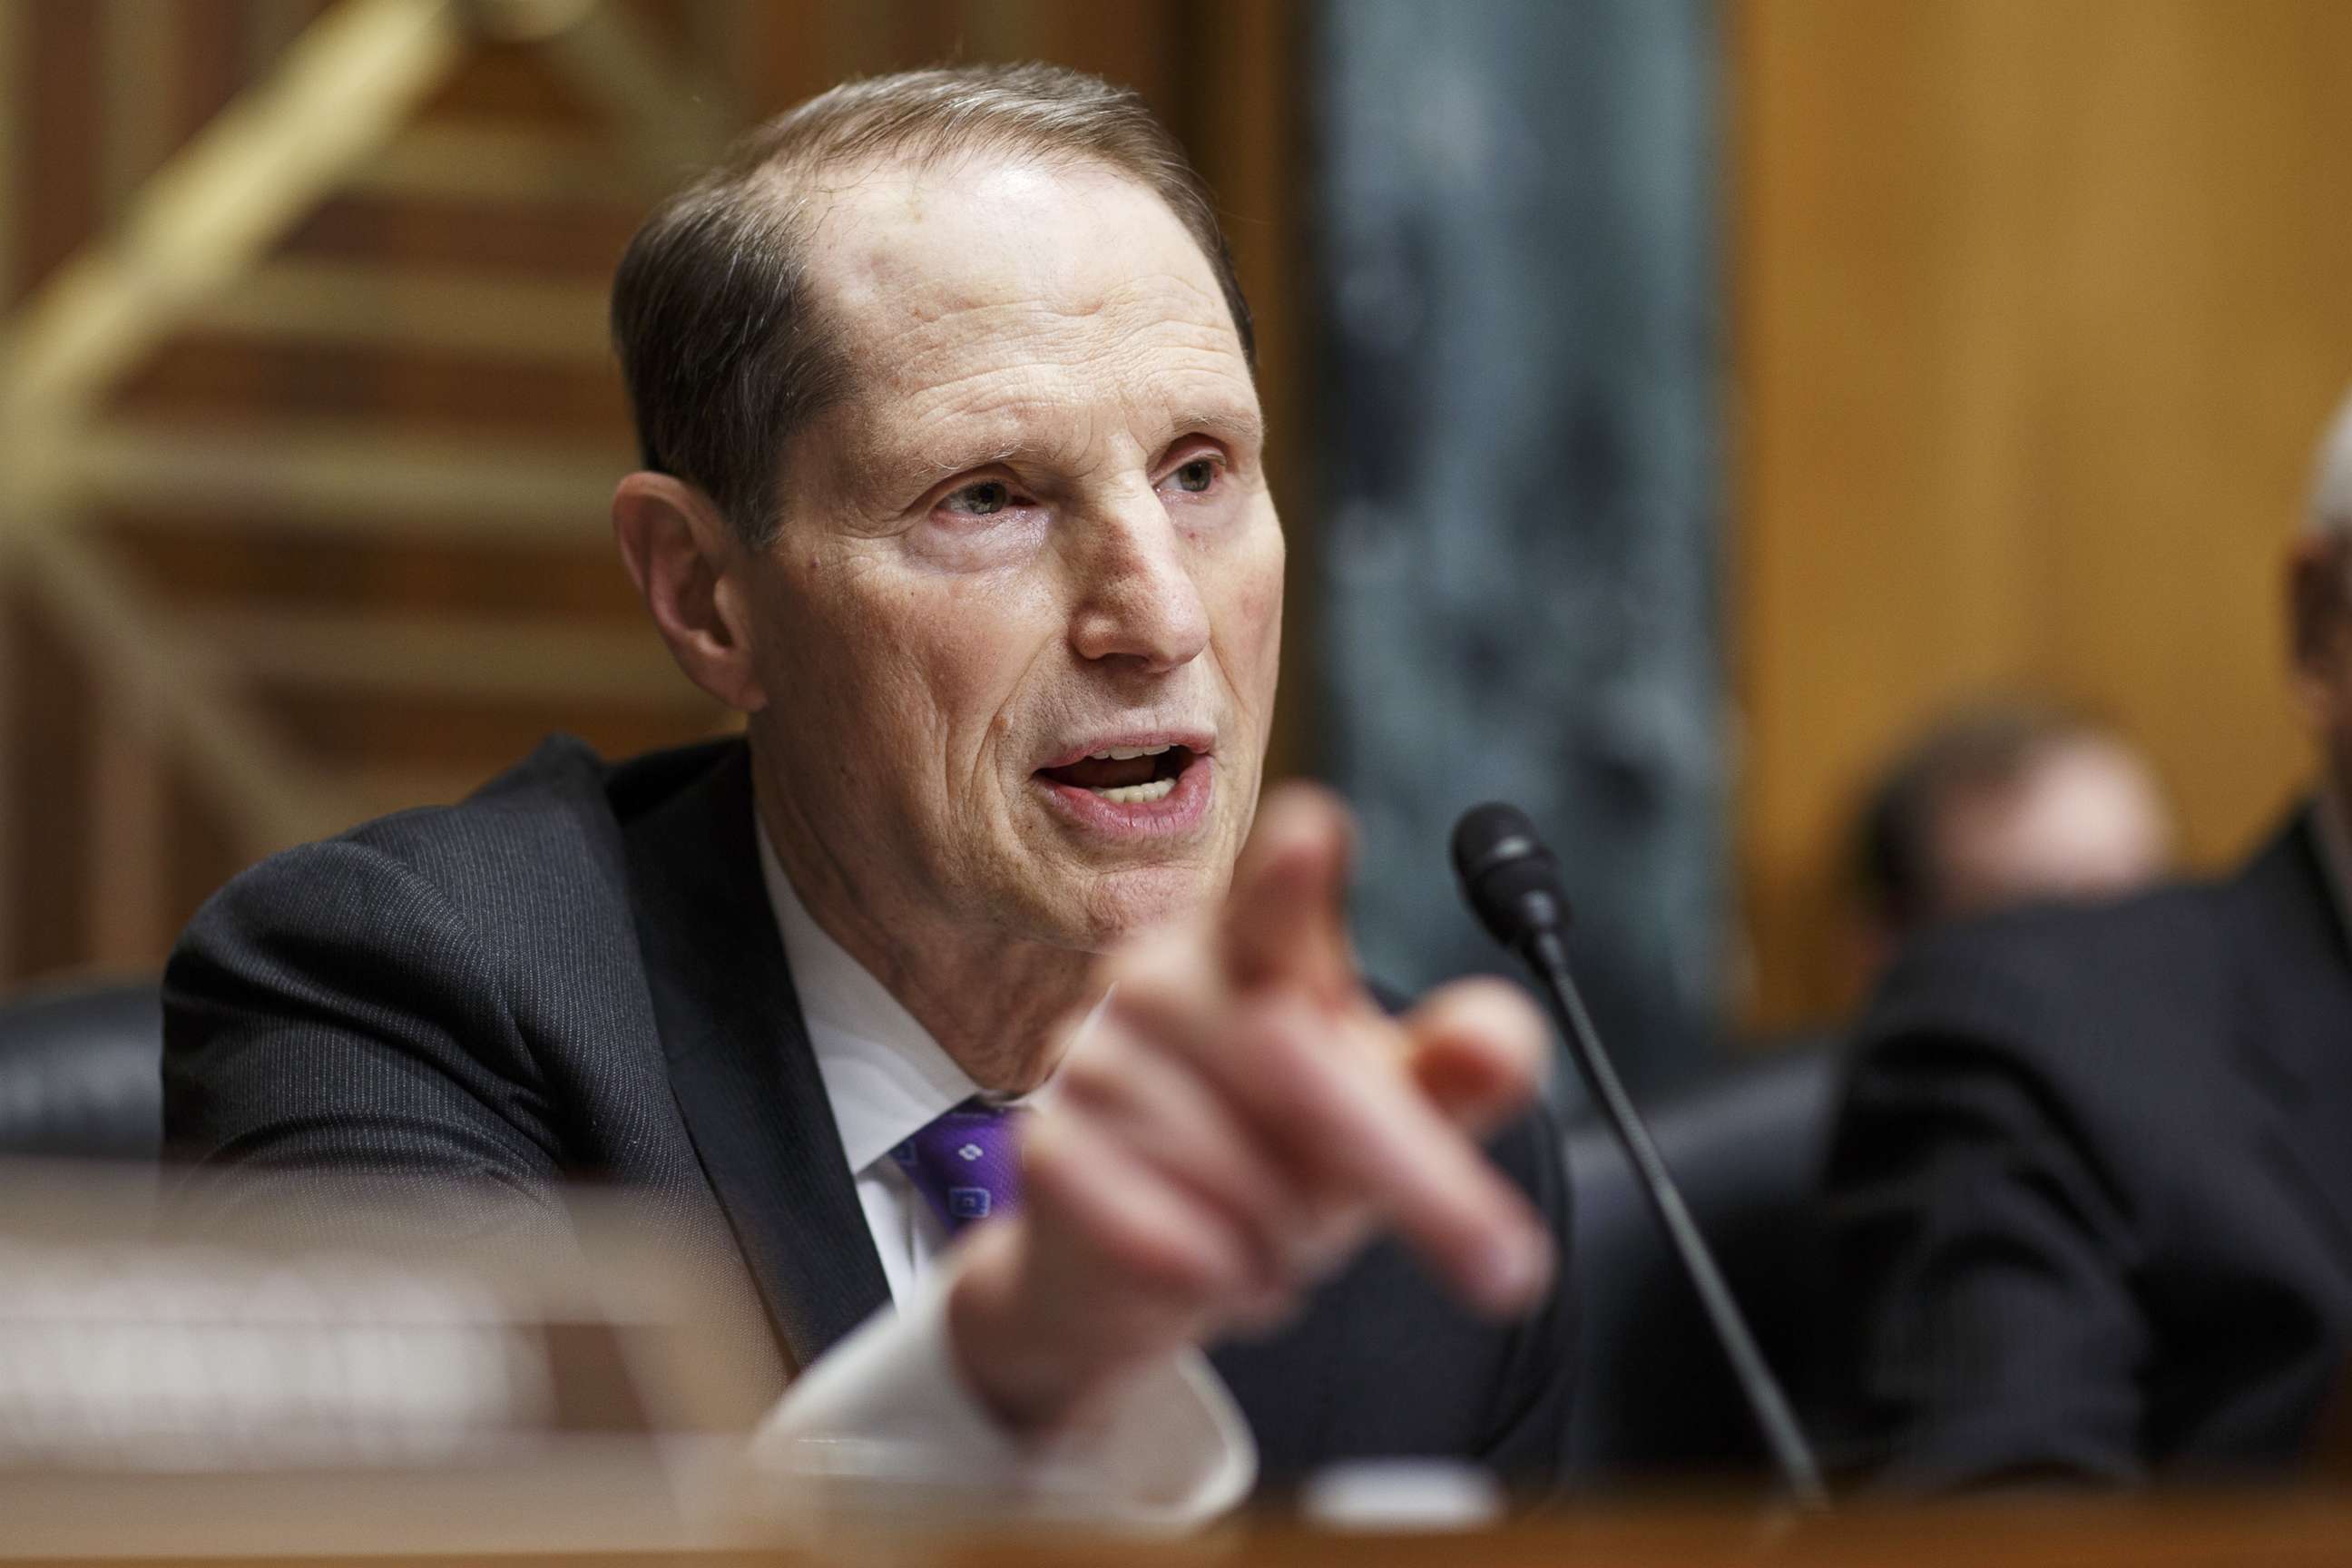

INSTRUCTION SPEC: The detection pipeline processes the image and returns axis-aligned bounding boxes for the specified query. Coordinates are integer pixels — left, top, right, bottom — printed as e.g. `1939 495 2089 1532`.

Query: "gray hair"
2308 385 2352 539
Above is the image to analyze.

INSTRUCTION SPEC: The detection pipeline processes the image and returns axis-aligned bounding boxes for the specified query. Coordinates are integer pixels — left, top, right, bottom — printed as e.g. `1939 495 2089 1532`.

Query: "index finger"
1400 976 1550 1139
1112 958 1554 1317
1220 782 1357 1006
1240 994 1555 1315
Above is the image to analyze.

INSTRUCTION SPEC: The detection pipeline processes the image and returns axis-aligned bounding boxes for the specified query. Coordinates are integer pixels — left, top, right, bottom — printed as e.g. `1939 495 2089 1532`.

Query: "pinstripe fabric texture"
1825 809 2352 1491
163 737 793 1391
162 735 1582 1484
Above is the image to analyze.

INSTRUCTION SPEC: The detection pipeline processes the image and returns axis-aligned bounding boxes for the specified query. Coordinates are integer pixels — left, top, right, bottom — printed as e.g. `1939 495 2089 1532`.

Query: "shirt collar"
755 819 981 1176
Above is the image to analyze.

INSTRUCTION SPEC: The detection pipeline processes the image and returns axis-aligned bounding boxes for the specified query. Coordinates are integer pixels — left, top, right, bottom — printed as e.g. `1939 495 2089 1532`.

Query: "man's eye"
940 480 1011 516
1171 458 1219 495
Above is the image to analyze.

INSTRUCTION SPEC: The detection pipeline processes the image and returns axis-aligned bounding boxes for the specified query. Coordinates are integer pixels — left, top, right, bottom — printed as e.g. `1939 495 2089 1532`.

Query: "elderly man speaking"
162 64 1575 1523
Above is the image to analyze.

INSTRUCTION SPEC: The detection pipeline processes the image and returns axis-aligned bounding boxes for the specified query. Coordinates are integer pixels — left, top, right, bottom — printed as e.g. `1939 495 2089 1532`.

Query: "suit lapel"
2229 809 2352 1268
622 742 892 1375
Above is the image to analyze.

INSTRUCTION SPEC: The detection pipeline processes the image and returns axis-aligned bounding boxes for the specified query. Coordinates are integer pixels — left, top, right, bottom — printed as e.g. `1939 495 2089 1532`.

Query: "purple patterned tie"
891 1099 1026 1237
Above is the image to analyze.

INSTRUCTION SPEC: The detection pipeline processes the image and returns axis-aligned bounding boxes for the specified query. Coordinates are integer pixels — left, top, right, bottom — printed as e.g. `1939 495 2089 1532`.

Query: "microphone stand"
1524 928 1831 1514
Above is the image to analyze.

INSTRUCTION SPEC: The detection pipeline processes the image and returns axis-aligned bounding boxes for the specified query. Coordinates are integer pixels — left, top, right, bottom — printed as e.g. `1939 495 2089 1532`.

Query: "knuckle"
1244 1012 1354 1134
1103 1223 1229 1304
1237 995 1317 1076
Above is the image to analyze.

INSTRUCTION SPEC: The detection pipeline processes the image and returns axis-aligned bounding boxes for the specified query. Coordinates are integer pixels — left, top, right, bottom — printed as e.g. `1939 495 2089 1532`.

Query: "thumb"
1399 976 1550 1138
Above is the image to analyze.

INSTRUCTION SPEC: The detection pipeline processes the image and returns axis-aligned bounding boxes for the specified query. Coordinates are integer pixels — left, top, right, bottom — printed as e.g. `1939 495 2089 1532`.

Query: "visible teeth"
1086 744 1174 760
1091 776 1179 804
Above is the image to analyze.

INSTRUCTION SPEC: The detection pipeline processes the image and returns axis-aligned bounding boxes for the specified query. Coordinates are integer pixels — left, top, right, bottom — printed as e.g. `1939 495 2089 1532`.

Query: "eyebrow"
890 405 1269 488
905 439 1029 485
1165 407 1267 453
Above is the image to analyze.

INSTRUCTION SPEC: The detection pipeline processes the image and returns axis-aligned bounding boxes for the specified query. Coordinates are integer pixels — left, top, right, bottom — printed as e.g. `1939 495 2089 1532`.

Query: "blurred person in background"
1826 387 2352 1489
1845 701 2176 993
159 64 1575 1525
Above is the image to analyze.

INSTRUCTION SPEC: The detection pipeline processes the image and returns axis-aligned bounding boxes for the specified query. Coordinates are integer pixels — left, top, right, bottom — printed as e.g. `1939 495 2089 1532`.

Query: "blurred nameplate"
0 1161 776 1558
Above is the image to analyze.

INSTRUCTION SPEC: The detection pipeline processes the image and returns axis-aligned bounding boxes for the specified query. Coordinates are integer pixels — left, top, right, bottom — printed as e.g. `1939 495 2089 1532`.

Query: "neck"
750 760 1093 1097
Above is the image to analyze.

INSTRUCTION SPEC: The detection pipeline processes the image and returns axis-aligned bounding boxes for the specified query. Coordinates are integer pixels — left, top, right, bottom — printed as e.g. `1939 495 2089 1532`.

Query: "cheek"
914 586 1029 740
1214 527 1288 693
814 566 1063 776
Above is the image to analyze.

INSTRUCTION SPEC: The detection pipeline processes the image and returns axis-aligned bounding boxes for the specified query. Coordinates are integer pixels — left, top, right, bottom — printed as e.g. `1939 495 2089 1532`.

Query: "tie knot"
891 1099 1025 1236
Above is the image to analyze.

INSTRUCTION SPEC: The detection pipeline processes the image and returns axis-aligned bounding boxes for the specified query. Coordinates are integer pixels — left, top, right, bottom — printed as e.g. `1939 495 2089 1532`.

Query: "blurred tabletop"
26 1494 2352 1567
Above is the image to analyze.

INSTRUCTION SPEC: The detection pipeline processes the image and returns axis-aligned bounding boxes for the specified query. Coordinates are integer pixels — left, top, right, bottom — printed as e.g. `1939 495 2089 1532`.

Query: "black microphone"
1452 803 1830 1513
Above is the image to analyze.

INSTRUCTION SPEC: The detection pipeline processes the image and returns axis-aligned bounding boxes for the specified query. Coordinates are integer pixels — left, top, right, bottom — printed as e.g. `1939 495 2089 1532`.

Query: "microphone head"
1451 802 1572 951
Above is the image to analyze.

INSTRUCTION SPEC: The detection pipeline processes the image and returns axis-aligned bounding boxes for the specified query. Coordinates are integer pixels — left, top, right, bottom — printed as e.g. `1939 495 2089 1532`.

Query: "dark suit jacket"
1824 808 2352 1490
163 736 1577 1487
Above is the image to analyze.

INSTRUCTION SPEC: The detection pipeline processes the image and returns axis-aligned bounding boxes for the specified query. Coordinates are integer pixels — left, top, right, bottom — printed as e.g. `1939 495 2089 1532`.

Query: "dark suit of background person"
164 735 1580 1487
1824 391 2352 1489
1825 805 2352 1487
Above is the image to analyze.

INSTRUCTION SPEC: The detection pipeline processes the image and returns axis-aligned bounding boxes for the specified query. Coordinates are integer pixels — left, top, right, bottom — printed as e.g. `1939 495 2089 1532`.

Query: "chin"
1053 860 1227 951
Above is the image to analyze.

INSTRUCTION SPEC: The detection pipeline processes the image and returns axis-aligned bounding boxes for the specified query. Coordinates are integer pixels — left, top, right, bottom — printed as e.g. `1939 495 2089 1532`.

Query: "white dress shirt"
748 824 1255 1527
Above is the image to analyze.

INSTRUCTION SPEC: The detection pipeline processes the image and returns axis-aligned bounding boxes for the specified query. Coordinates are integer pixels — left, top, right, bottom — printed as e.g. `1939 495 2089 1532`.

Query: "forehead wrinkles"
843 291 1251 475
792 157 1253 486
854 267 1240 383
876 301 1242 416
809 160 1242 360
843 350 1250 491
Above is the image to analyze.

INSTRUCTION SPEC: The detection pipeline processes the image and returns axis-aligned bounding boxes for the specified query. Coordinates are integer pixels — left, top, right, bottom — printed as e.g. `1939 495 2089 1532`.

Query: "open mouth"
1034 743 1197 805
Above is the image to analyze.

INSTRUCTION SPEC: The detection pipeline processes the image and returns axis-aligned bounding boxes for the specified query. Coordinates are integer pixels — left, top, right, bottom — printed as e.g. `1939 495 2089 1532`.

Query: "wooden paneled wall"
41 0 2340 1038
1731 0 2352 1028
0 0 1304 985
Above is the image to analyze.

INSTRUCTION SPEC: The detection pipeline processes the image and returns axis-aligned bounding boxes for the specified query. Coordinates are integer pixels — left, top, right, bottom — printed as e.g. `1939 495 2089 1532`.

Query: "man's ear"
612 471 769 714
2287 533 2352 730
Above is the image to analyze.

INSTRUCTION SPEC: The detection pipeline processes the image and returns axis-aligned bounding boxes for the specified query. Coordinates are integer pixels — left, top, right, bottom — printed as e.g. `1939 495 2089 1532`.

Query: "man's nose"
1066 495 1212 673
